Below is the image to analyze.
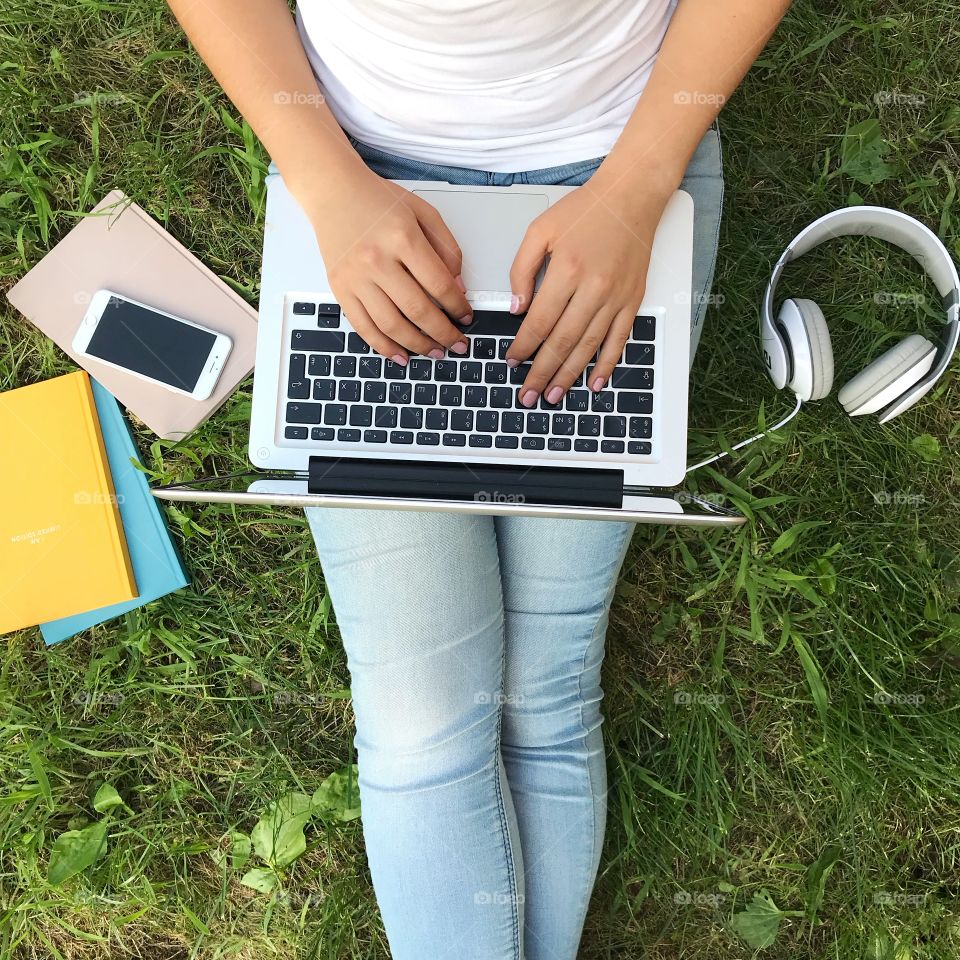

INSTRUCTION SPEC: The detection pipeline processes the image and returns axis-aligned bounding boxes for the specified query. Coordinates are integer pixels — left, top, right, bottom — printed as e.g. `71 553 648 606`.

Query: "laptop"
153 172 744 527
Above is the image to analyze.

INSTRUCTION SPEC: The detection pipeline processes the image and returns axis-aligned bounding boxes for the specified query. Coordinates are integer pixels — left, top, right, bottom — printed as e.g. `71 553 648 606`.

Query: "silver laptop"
154 172 744 527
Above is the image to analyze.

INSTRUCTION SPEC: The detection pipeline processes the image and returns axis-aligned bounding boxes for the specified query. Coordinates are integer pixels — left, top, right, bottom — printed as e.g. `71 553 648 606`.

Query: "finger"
362 282 445 357
541 308 615 401
508 219 548 317
380 262 471 354
516 292 608 407
342 293 408 365
589 307 637 391
505 266 574 365
405 203 473 321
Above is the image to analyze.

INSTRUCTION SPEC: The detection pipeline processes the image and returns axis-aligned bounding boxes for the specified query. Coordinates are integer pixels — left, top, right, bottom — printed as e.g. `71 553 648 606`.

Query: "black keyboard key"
389 382 412 404
313 379 336 401
409 359 433 380
439 384 463 406
467 310 523 337
364 430 388 443
443 433 467 447
577 415 601 437
501 412 524 433
476 411 499 432
565 390 589 411
496 436 519 449
548 438 571 451
323 404 347 425
286 402 322 424
601 440 625 454
349 405 373 427
484 362 508 384
363 381 387 404
384 359 407 379
338 428 361 442
434 360 458 381
628 441 652 455
338 380 361 403
293 301 316 316
509 363 532 385
490 387 513 409
289 353 306 378
464 385 488 407
625 343 655 365
287 376 310 400
416 431 440 445
629 417 653 439
425 408 448 431
291 330 344 352
348 333 370 353
552 414 575 436
632 315 656 341
284 425 308 440
469 434 493 448
391 431 414 444
473 338 496 359
498 338 512 359
603 416 626 438
414 383 437 405
460 361 482 383
591 391 615 413
311 426 335 441
611 367 654 390
375 406 398 428
358 356 382 377
400 407 423 429
334 356 357 378
541 392 562 411
617 391 654 414
522 437 545 450
318 312 341 329
308 354 331 377
574 439 598 452
527 412 549 434
317 302 340 318
451 410 474 432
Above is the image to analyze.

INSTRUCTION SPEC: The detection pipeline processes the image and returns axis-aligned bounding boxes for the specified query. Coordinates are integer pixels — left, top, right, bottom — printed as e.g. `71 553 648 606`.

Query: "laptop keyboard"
282 302 655 457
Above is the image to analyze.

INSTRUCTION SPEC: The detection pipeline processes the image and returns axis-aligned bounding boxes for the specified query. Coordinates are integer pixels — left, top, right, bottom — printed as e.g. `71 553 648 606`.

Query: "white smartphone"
73 290 233 401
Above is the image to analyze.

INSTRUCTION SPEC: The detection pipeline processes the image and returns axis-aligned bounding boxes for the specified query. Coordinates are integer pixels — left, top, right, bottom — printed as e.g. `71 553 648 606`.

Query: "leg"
495 516 634 960
306 507 524 960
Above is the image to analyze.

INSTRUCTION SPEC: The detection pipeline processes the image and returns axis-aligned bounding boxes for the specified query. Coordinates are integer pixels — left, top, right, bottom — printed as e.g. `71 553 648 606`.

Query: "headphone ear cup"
780 298 834 401
837 334 938 416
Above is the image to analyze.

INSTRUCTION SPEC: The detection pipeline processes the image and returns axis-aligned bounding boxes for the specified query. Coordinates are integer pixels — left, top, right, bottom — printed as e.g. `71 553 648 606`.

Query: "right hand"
299 162 473 364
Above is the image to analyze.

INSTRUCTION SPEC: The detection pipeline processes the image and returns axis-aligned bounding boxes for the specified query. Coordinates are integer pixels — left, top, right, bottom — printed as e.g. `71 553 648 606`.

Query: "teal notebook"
40 379 189 645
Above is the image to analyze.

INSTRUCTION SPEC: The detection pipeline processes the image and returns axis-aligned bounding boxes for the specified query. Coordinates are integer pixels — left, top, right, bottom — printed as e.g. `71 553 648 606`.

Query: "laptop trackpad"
412 189 549 292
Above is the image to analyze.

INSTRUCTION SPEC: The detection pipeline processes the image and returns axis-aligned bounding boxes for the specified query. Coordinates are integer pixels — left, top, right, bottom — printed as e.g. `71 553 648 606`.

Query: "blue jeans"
305 129 723 960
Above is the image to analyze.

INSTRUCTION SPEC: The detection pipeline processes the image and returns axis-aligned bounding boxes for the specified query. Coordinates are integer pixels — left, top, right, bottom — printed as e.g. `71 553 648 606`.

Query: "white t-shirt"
296 0 677 172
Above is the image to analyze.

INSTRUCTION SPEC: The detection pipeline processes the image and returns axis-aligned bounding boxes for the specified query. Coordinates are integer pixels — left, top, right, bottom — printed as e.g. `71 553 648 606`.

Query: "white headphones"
761 206 959 423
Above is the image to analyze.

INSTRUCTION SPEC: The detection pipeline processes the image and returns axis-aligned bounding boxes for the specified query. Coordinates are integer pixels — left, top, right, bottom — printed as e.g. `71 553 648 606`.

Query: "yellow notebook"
0 371 137 634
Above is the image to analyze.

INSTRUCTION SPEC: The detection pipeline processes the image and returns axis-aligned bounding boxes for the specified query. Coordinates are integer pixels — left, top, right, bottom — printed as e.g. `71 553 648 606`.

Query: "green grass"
1 0 959 957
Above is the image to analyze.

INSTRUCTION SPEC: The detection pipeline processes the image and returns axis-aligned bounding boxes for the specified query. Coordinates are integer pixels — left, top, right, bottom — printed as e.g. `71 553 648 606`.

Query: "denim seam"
493 609 522 960
690 127 725 336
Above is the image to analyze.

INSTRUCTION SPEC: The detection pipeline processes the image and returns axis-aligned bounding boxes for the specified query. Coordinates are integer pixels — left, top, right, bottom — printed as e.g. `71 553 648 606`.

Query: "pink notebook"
6 190 258 440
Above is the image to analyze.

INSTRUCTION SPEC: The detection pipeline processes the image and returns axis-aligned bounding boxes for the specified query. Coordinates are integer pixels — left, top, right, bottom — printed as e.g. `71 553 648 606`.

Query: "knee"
499 677 604 750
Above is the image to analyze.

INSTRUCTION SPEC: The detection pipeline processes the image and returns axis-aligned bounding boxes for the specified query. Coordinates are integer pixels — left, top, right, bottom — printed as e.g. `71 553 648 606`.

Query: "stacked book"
0 370 188 643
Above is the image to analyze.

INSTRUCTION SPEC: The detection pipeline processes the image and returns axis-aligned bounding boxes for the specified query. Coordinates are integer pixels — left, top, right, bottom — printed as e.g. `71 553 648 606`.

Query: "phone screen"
86 296 216 391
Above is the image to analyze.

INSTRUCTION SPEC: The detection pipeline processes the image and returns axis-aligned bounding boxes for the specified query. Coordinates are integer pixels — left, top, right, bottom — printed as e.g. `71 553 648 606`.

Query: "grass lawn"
1 0 959 957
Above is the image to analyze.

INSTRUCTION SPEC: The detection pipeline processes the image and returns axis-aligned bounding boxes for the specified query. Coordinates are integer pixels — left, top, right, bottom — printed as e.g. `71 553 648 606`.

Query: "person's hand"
505 171 673 406
298 161 473 365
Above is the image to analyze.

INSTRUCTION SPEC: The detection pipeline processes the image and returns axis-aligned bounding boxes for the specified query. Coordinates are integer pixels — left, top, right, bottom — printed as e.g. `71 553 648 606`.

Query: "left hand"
505 170 673 407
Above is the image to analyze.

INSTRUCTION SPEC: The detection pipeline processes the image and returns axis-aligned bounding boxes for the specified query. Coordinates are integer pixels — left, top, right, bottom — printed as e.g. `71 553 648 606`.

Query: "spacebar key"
467 310 523 337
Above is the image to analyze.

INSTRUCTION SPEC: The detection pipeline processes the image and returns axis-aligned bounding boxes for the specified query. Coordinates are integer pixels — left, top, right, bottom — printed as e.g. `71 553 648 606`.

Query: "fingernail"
590 376 605 392
506 358 519 369
457 313 473 325
455 274 466 293
428 347 444 360
546 386 563 404
391 354 408 367
520 389 538 408
509 294 523 314
450 340 469 355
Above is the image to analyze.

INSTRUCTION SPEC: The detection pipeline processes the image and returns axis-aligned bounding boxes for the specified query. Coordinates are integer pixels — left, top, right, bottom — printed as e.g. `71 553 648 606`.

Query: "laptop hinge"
308 457 624 509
